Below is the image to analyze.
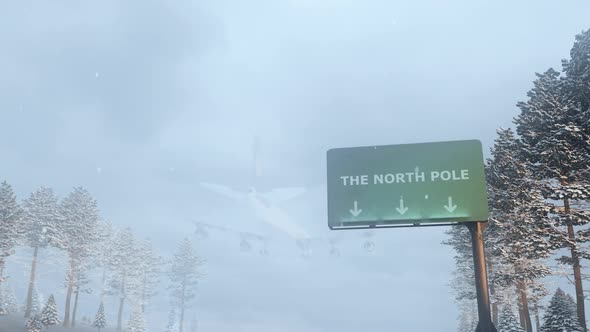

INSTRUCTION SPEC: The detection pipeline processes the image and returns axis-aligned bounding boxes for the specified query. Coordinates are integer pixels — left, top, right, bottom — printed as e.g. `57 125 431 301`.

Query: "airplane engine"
362 240 375 253
195 226 208 239
329 246 340 257
296 239 312 258
239 238 251 252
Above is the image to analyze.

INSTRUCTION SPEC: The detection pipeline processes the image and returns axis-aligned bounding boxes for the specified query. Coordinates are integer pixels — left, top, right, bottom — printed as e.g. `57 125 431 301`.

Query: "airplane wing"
262 187 306 204
200 182 244 202
193 220 266 241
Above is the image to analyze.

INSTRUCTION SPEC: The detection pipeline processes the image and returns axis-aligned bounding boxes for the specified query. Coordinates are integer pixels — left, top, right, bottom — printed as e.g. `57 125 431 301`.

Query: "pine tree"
498 305 525 332
22 287 43 315
165 308 178 332
457 300 478 332
486 128 554 332
529 282 549 332
0 286 5 316
444 225 476 301
0 181 23 284
562 29 590 117
444 219 501 323
40 294 59 329
22 186 62 318
26 314 43 332
540 288 583 332
168 238 202 332
97 221 116 301
109 227 141 331
126 307 146 332
515 68 590 331
68 256 94 328
59 187 101 327
134 239 162 313
2 284 19 314
93 302 107 332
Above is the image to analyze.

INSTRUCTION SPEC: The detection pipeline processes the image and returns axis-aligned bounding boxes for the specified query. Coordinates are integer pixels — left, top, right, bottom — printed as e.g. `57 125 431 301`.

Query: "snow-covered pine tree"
0 286 5 316
70 261 93 328
529 282 549 332
22 186 62 318
26 314 43 332
93 302 107 332
23 286 43 315
540 288 583 332
109 227 141 331
165 308 178 332
486 128 553 332
498 305 525 332
133 239 162 313
444 225 476 301
456 300 478 332
59 187 101 327
514 68 590 331
561 30 590 208
443 209 502 324
0 181 23 284
2 284 19 314
168 238 202 332
126 307 146 332
40 294 59 329
562 29 590 118
97 221 116 301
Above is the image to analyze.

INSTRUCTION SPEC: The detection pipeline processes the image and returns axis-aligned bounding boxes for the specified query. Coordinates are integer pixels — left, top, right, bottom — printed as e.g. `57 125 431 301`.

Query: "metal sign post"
467 222 497 332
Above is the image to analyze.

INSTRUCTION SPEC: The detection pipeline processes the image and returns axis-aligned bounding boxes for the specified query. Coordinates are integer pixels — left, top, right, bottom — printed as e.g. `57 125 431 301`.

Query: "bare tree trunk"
63 256 75 327
117 297 125 331
534 303 541 332
0 261 5 284
180 282 186 332
24 246 39 318
100 268 107 302
488 260 498 326
191 317 197 332
565 194 587 332
518 279 533 332
518 286 526 329
72 287 80 328
117 277 125 332
141 273 146 313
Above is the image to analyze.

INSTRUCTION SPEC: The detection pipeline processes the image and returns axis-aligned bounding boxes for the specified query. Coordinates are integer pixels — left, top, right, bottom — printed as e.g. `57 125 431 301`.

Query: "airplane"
197 183 314 256
195 183 376 257
193 137 376 257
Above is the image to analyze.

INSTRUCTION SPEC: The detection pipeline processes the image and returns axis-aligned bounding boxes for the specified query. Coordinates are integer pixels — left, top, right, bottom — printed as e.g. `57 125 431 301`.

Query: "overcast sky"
2 1 590 331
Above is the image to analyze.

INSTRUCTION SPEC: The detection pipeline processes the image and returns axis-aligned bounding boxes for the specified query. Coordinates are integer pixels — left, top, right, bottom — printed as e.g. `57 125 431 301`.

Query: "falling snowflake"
95 72 100 78
96 167 102 174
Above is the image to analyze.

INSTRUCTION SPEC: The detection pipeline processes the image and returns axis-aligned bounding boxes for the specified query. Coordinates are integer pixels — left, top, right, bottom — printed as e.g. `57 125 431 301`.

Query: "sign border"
326 139 489 230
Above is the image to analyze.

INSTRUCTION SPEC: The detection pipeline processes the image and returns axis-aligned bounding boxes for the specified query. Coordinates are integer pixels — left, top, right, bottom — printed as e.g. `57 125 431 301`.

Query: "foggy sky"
2 1 590 331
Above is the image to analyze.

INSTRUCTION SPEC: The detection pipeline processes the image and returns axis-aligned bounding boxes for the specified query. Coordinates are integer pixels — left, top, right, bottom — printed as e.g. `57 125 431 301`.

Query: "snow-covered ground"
0 314 117 332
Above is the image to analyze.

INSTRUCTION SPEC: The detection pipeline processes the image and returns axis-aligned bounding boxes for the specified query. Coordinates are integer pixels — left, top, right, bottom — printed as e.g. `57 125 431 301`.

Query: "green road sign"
327 140 489 229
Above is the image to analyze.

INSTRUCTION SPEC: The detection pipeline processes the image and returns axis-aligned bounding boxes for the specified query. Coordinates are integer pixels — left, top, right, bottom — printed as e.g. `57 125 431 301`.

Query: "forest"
445 29 590 332
0 186 201 332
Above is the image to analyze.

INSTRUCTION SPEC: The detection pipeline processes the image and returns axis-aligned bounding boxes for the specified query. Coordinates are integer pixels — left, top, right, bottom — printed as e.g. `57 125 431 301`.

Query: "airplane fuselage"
246 191 311 241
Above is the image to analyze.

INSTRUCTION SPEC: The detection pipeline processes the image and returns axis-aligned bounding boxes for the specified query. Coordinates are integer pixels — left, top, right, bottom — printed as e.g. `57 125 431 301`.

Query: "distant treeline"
0 184 202 332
